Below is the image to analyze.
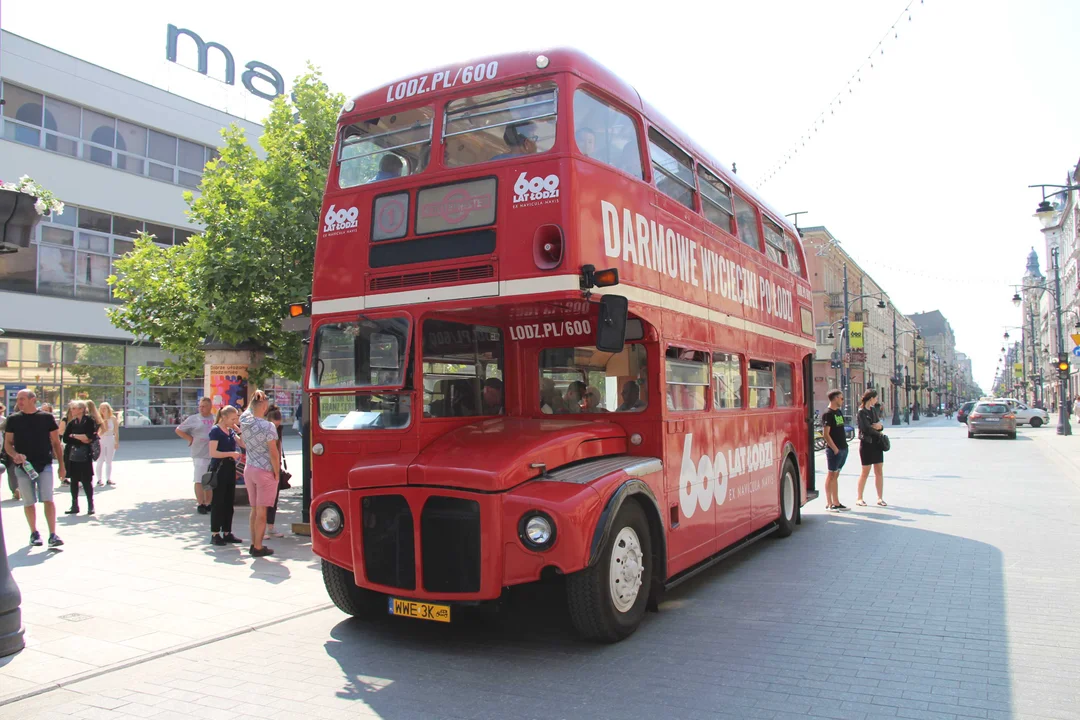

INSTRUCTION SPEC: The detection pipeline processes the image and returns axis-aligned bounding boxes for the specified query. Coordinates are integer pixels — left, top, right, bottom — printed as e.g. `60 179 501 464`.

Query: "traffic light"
1058 354 1071 378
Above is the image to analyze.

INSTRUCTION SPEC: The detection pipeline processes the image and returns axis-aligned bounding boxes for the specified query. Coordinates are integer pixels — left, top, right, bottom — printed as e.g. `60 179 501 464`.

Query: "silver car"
967 402 1016 439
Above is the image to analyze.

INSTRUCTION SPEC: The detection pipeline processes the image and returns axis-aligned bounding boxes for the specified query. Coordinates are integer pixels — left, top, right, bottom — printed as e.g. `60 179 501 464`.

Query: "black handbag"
278 448 291 490
69 444 91 463
91 438 101 462
880 434 891 452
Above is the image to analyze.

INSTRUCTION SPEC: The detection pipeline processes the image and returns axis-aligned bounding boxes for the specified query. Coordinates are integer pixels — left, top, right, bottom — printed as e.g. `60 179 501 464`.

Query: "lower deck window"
666 347 709 412
748 360 774 408
539 344 648 414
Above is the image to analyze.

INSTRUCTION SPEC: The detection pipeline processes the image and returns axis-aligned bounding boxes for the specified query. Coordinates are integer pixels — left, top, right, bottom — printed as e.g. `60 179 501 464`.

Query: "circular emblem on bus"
376 197 406 236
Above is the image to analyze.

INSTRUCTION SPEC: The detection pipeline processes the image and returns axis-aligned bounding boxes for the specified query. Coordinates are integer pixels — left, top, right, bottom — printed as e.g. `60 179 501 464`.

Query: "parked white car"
994 398 1050 428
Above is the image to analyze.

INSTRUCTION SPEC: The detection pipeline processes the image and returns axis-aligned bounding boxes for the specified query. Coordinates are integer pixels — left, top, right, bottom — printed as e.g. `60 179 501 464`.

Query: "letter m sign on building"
165 24 285 101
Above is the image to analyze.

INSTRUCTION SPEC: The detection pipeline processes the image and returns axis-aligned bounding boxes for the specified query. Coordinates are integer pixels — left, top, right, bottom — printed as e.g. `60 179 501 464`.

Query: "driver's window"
538 344 648 414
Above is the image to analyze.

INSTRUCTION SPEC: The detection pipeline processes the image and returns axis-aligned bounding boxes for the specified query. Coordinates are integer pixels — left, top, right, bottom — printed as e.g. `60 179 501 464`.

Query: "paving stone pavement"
3 418 1080 719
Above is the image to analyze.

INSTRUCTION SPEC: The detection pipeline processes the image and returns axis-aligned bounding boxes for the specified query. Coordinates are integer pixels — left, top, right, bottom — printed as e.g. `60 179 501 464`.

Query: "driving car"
957 401 976 423
967 402 1016 439
993 398 1050 428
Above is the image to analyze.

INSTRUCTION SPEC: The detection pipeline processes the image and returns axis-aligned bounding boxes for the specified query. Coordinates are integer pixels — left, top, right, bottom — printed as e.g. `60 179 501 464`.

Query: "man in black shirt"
3 389 66 547
821 390 850 512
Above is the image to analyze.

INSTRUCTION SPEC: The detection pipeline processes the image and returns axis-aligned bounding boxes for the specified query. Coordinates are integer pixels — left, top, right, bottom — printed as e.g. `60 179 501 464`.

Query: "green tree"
109 66 343 385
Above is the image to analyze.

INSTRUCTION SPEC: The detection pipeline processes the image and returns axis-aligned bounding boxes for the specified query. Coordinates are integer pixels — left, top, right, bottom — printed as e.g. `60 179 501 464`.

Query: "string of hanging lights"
755 0 925 188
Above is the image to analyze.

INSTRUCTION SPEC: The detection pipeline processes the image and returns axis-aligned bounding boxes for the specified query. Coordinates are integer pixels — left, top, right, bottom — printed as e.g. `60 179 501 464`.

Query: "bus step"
805 490 820 503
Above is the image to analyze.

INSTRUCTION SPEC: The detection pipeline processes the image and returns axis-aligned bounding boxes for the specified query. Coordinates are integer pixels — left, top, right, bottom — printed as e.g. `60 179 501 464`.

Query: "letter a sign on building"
848 321 864 348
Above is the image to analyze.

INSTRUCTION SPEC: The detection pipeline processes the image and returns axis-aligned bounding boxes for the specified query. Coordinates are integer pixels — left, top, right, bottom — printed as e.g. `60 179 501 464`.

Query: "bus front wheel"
566 501 653 643
322 560 384 619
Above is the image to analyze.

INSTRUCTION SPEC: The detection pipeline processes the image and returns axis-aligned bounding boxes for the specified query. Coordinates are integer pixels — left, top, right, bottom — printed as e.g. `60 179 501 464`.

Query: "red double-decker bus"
304 49 818 641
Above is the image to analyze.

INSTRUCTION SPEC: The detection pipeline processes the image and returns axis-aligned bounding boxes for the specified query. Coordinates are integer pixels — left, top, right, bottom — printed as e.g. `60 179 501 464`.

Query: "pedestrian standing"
95 402 119 486
239 394 279 557
0 403 18 502
63 400 99 515
259 405 287 539
821 390 850 512
208 405 244 546
4 389 65 547
57 404 72 486
176 397 215 514
855 389 887 507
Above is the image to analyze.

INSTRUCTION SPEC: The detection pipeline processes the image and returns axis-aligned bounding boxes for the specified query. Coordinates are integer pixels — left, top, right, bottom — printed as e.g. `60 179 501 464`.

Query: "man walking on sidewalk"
822 390 850 512
3 389 65 547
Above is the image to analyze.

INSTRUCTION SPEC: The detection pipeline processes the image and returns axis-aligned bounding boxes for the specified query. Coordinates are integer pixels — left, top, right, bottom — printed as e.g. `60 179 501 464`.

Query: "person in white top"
95 402 120 486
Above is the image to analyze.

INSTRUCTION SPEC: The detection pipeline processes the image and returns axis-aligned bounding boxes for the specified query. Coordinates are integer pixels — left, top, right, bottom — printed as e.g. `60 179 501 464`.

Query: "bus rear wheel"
775 459 798 538
322 560 384 619
566 501 652 643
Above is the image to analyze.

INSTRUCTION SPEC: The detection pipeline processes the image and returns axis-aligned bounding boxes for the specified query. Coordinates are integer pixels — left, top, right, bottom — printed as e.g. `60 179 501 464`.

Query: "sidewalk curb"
0 603 334 707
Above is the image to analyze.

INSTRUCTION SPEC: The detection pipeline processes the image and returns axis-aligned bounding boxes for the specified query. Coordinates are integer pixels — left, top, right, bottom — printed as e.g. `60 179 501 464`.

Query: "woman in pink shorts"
238 394 280 557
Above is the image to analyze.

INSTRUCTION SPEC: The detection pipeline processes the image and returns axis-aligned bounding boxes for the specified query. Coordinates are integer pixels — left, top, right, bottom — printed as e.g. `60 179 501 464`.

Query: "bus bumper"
311 482 603 603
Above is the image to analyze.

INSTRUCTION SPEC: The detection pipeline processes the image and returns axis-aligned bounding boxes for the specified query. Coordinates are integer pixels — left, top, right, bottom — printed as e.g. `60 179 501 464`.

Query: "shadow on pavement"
321 514 1011 719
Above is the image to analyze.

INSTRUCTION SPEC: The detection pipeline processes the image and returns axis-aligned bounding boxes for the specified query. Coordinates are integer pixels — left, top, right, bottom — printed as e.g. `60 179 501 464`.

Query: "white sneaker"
265 528 285 538
96 481 104 487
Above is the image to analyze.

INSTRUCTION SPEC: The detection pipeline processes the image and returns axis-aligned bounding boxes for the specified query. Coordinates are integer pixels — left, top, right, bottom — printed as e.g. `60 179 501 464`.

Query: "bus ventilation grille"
369 265 494 291
421 497 482 593
361 495 416 591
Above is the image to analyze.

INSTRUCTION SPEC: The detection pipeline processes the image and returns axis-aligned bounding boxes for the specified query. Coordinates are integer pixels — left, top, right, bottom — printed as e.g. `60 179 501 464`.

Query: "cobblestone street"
3 418 1080 719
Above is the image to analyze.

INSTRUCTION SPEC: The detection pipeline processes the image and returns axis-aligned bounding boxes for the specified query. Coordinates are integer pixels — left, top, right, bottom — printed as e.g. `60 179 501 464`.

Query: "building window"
38 344 52 367
0 341 8 367
1 81 216 190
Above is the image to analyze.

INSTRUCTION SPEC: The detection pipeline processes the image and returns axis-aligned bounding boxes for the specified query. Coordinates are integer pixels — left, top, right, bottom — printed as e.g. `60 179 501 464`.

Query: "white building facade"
0 31 292 436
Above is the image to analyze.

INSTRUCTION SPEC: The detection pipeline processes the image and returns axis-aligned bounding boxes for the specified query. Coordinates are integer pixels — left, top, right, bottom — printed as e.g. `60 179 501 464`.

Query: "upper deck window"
648 129 696 210
784 232 804 277
572 90 643 179
732 194 762 252
443 83 557 168
698 166 734 233
763 218 788 267
338 106 434 189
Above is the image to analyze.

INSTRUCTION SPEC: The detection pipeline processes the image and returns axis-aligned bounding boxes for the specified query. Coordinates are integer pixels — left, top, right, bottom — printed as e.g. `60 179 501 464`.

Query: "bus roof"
345 48 800 241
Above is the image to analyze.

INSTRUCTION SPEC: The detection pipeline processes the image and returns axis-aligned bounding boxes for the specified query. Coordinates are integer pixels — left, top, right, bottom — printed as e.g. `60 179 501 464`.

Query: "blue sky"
5 0 1079 389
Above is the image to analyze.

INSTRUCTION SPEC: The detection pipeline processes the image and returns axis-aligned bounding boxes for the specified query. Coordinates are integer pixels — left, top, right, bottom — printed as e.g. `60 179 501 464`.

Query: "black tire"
775 459 798 538
968 431 974 438
566 501 652 643
1030 417 1042 428
322 559 385 619
1009 432 1017 440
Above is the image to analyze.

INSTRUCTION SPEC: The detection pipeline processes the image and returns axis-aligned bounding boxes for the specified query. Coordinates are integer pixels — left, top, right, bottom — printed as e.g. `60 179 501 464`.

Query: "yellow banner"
849 321 864 348
1013 363 1023 378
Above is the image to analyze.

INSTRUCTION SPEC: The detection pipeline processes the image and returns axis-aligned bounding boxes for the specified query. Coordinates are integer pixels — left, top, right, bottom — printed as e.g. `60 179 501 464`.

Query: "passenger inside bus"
539 378 564 414
575 127 597 159
564 381 587 413
481 377 504 415
583 386 607 412
373 154 403 182
491 122 538 160
616 381 645 412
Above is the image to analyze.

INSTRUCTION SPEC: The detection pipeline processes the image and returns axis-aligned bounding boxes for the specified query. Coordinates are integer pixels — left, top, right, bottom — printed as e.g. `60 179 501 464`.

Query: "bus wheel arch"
568 479 666 642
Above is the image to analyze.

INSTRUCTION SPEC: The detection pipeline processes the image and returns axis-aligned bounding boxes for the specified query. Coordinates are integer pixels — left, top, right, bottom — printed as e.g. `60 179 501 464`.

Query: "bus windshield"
539 344 648 414
311 317 410 390
443 83 557 167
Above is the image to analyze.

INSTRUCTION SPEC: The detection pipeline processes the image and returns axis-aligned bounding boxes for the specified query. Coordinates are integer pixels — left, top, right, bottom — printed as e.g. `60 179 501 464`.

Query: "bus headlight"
519 511 556 551
316 502 344 537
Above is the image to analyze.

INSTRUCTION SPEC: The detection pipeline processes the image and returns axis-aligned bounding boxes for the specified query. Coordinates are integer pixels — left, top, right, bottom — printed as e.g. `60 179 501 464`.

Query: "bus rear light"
533 224 564 269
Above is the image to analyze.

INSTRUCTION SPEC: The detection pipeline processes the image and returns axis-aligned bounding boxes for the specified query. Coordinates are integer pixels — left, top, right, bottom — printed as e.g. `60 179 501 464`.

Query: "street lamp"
1029 178 1079 435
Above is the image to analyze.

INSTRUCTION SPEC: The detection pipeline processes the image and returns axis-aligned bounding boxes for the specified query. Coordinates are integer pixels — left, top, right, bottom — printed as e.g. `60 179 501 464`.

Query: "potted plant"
1 176 64 252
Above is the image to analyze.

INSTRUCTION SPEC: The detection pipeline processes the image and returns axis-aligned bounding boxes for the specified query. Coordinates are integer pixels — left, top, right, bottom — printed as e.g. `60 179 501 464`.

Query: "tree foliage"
109 66 343 385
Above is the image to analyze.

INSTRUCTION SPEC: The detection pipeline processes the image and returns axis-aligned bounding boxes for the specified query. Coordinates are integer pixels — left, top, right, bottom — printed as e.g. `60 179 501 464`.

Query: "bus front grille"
361 495 416 590
421 497 481 593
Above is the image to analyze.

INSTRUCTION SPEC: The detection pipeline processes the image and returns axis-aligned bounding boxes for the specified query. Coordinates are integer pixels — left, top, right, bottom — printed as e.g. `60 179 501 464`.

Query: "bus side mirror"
596 295 628 353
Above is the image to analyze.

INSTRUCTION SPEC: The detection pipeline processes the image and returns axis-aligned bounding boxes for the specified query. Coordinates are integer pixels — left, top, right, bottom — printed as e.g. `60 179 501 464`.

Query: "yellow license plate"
388 597 451 623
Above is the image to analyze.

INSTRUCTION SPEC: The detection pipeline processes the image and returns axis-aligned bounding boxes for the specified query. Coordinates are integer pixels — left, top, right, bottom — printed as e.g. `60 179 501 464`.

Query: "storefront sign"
166 24 285 101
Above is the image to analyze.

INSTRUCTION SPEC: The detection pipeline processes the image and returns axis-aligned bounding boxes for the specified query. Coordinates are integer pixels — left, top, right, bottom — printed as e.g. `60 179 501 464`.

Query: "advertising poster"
209 364 249 411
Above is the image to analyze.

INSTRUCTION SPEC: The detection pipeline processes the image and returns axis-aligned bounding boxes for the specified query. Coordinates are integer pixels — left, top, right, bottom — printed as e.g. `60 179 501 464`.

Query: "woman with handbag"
263 405 289 539
63 400 99 515
855 389 888 507
208 405 244 547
